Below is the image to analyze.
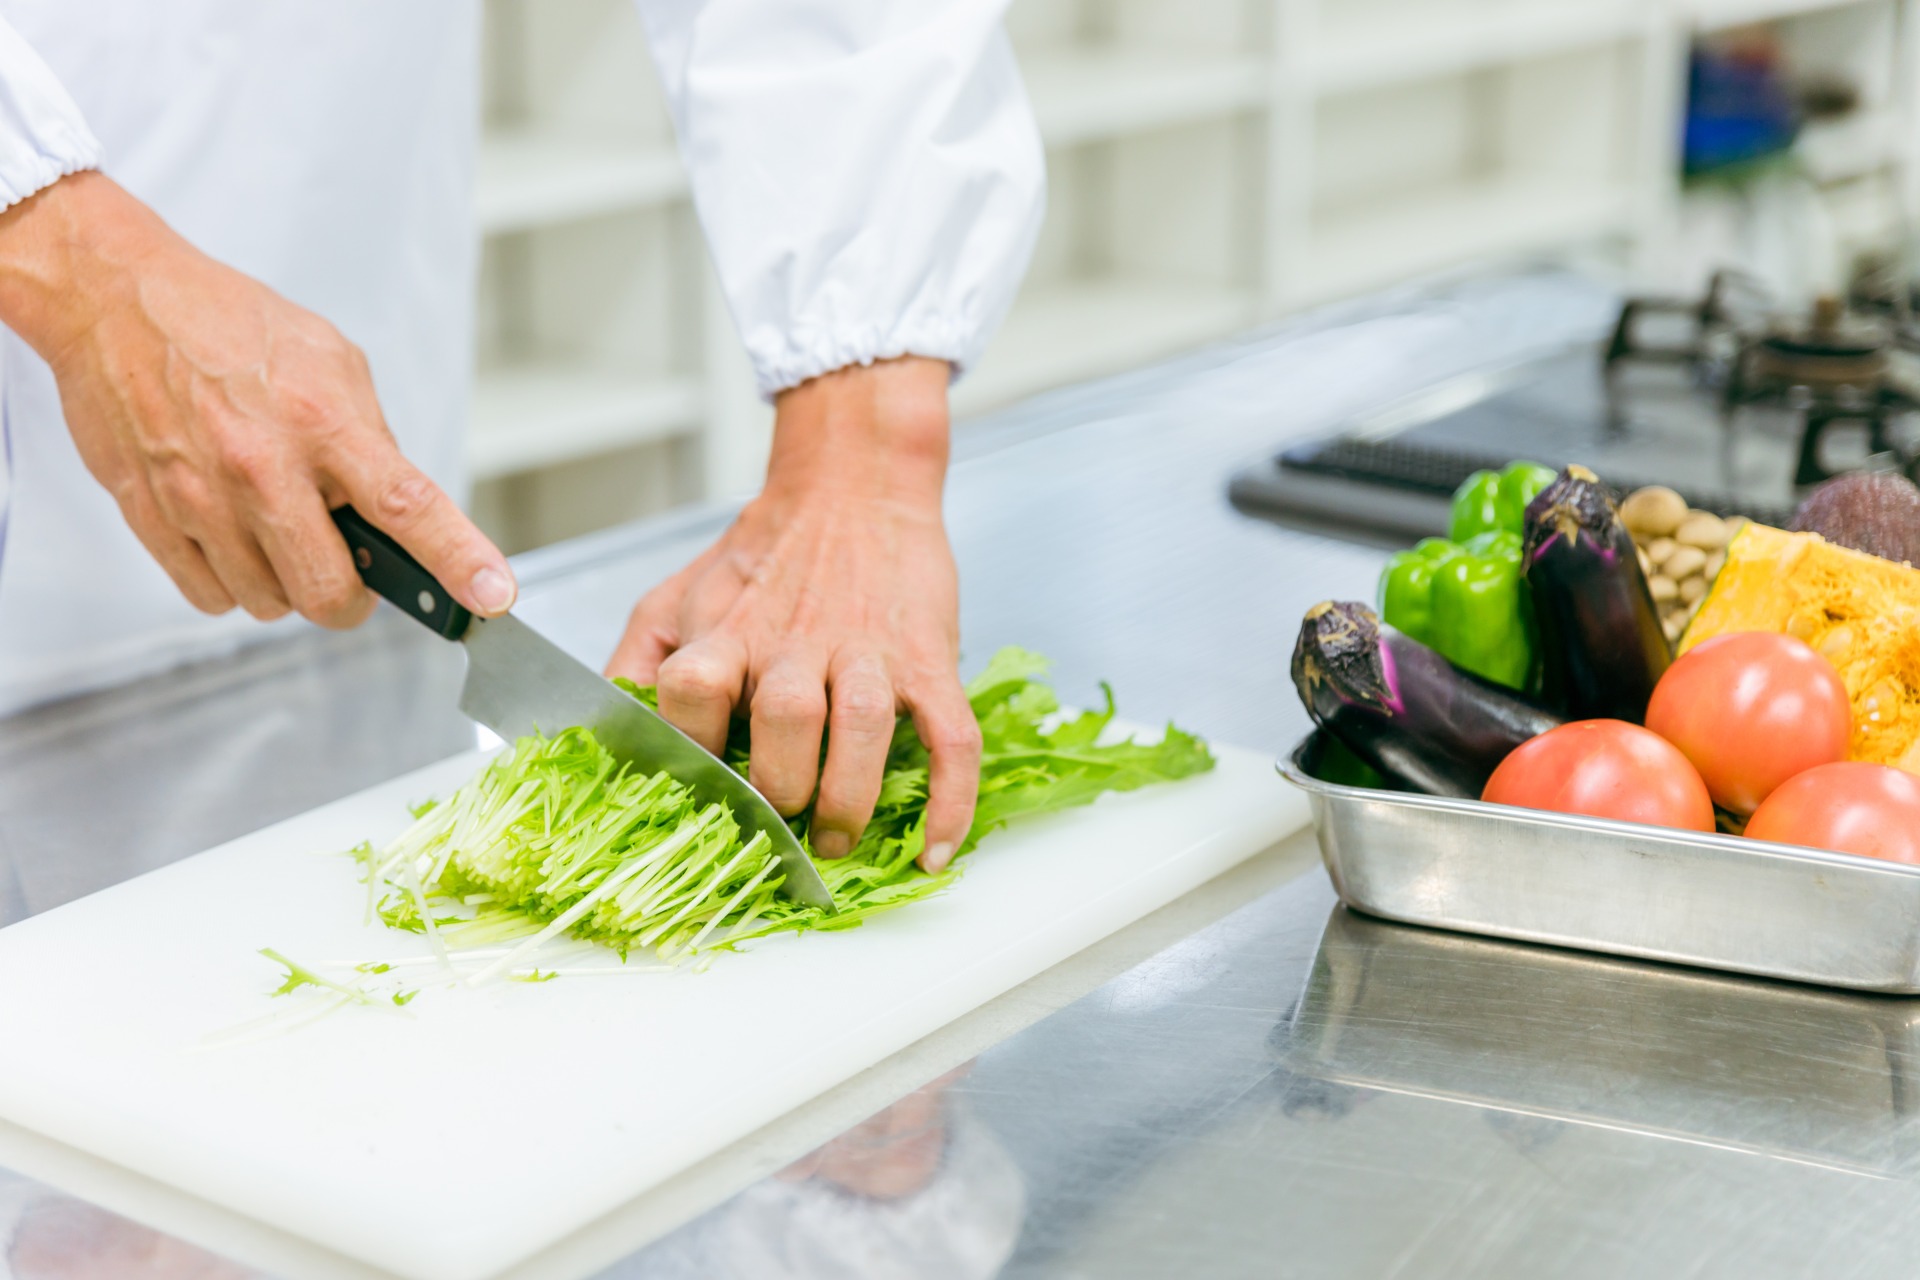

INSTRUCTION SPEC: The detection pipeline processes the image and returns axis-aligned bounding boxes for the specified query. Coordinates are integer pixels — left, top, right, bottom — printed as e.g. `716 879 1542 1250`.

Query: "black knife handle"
332 506 473 641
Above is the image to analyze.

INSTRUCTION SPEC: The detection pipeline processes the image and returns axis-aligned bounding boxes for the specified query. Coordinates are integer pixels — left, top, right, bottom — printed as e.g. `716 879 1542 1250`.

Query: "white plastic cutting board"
0 736 1304 1280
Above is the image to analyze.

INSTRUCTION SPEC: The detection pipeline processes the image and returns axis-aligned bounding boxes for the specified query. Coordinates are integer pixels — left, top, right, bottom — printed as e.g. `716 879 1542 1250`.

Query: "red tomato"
1744 762 1920 863
1483 720 1715 831
1645 631 1851 815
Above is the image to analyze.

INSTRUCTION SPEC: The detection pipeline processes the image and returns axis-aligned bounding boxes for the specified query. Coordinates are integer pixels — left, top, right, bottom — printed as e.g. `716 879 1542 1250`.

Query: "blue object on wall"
1683 43 1800 175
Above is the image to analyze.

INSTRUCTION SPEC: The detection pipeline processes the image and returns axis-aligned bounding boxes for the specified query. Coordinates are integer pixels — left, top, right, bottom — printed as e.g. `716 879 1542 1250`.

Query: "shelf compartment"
954 279 1257 416
1293 177 1638 306
1797 108 1902 184
1311 1 1646 93
476 130 687 235
1686 0 1873 32
469 364 703 480
1025 50 1270 147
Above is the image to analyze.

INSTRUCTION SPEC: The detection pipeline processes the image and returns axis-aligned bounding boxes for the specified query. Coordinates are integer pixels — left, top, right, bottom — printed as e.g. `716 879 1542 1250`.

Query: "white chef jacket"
0 0 1043 717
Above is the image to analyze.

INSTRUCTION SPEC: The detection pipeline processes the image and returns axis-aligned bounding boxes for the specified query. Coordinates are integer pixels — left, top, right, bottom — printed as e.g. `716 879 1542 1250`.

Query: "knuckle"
928 716 983 756
833 683 896 730
371 468 439 528
217 437 280 493
303 573 366 624
283 383 336 432
754 683 826 729
149 462 212 526
660 651 737 705
813 776 874 821
103 470 151 519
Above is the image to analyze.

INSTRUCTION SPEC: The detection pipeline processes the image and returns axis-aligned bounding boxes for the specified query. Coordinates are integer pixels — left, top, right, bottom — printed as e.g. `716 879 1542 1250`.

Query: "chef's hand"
10 1194 256 1280
0 171 515 625
777 1064 971 1198
607 356 980 873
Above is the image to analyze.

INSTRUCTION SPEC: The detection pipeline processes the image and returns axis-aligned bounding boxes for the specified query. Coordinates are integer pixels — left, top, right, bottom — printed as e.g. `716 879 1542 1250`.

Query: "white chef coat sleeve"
0 17 102 209
631 0 1045 398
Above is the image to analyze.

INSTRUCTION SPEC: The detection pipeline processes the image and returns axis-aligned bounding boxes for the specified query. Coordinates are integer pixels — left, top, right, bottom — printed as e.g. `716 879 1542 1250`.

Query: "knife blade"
331 506 835 912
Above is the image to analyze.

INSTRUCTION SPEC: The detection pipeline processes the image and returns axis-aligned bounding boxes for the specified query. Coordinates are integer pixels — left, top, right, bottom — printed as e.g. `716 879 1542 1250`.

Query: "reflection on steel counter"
0 614 471 920
0 1174 260 1279
1285 906 1920 1178
611 1067 1024 1280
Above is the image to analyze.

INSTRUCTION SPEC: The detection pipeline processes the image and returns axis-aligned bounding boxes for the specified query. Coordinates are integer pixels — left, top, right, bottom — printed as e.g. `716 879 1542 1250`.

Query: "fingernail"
920 841 955 874
813 830 851 859
470 565 516 614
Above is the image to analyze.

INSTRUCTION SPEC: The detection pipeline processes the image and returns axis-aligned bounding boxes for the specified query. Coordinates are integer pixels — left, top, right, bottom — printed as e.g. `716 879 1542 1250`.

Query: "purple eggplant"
1291 601 1562 797
1521 466 1671 722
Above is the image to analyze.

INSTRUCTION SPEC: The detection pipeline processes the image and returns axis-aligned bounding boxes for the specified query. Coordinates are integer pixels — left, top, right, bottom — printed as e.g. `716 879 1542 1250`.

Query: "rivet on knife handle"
332 506 473 641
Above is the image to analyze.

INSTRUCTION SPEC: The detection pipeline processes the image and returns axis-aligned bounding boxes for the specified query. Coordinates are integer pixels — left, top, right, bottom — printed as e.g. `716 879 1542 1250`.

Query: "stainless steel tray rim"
1276 747 1920 883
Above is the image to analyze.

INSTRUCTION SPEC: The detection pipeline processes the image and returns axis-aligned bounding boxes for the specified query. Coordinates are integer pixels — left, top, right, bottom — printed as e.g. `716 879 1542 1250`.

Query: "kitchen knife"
331 505 836 912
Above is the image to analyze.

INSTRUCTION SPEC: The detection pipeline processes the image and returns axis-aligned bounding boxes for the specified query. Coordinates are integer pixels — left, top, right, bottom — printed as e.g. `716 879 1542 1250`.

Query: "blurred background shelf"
1796 107 1903 182
1296 180 1641 306
1026 50 1271 145
475 130 686 234
470 0 1920 553
954 280 1259 416
469 365 702 481
1686 0 1871 30
1311 1 1648 92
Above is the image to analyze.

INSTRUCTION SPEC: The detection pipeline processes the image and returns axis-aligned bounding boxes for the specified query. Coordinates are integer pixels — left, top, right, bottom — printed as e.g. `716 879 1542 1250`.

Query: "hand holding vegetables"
606 357 978 873
345 648 1215 975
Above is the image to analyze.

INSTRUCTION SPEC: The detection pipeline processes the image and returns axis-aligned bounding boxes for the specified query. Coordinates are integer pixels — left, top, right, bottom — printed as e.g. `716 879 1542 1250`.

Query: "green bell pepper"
1447 460 1558 543
1378 537 1455 644
1377 529 1534 690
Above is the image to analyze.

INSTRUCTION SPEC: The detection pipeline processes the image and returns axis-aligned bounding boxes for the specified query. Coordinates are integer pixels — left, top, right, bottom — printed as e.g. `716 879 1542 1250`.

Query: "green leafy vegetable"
261 948 375 1006
349 648 1211 977
510 970 560 984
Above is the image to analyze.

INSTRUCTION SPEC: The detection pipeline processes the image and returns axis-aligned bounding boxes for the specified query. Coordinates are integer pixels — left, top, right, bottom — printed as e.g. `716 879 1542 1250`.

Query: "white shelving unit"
475 131 685 235
1024 49 1272 145
468 363 701 481
1310 1 1650 93
472 0 1918 552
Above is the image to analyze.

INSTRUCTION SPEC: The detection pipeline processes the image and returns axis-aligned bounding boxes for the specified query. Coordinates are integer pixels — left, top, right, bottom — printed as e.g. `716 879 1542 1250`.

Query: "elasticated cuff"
0 124 99 210
749 313 985 400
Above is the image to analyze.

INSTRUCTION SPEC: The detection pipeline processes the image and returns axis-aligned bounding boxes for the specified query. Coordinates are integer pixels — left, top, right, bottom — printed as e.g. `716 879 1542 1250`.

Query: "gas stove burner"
1604 268 1771 374
1234 269 1920 545
1719 297 1913 487
1733 296 1892 398
1848 254 1920 358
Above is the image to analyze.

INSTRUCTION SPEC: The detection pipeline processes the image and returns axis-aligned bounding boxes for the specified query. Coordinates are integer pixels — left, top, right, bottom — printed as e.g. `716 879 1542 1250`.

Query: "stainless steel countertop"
17 271 1901 1280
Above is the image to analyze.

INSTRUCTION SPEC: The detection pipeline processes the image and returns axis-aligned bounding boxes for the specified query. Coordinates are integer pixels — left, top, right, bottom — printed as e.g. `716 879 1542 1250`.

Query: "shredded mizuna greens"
342 647 1213 978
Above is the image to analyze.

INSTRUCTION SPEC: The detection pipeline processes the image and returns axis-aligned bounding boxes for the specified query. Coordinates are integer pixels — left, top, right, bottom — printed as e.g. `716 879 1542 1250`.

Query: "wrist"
763 356 951 511
0 171 168 362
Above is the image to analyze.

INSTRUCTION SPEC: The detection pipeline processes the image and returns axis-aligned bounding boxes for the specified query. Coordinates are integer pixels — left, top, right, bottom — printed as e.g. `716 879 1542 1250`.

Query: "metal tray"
1279 730 1920 993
